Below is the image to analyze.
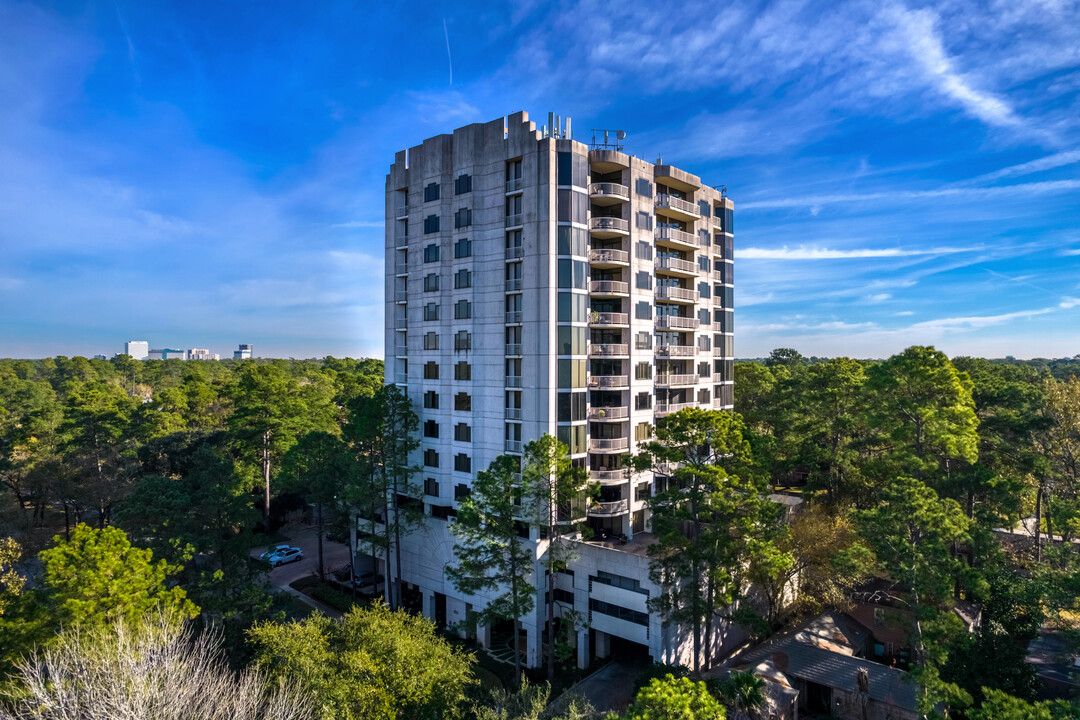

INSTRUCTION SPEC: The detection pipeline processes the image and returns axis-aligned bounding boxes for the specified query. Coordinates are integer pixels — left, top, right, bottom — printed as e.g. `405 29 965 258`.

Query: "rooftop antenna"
590 128 626 151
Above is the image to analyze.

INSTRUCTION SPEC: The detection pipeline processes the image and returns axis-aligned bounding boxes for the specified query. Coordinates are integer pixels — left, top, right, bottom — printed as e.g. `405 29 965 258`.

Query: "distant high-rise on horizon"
379 111 735 670
234 343 253 360
124 340 149 360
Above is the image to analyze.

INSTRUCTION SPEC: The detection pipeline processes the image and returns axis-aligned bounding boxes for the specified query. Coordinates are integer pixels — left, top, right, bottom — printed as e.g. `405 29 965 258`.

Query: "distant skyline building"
148 348 186 360
187 348 220 361
234 343 253 360
124 340 149 360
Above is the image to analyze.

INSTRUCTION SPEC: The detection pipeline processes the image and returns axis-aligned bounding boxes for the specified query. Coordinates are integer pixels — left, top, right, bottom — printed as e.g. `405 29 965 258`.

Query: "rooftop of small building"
581 531 657 558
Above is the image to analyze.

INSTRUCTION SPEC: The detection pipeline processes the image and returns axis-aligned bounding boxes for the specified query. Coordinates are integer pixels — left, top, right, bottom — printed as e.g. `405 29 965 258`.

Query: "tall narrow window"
424 183 440 202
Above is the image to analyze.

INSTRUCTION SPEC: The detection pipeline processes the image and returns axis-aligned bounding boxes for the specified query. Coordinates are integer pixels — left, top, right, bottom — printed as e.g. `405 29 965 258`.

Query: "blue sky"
1 0 1078 360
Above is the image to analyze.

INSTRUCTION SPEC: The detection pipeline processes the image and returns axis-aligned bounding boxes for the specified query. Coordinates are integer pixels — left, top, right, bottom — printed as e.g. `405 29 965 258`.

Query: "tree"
38 524 198 629
969 689 1080 720
281 431 352 581
0 538 23 617
447 454 536 683
713 670 766 720
1032 376 1080 559
473 679 596 720
0 373 61 530
248 603 475 720
1 611 312 720
622 674 726 720
521 434 590 681
228 363 336 527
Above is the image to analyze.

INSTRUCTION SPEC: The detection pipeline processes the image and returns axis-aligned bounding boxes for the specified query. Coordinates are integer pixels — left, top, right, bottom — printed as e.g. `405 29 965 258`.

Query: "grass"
288 576 371 615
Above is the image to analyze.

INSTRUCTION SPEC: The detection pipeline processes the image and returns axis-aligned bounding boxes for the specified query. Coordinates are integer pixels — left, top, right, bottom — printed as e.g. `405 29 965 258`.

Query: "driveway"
251 524 351 591
550 658 649 716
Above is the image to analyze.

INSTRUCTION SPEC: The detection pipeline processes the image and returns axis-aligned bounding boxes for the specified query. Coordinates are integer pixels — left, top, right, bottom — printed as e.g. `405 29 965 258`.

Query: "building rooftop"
581 531 657 559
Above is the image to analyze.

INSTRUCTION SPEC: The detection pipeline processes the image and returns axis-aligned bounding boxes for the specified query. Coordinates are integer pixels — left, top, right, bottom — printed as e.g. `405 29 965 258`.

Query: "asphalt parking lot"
250 524 351 591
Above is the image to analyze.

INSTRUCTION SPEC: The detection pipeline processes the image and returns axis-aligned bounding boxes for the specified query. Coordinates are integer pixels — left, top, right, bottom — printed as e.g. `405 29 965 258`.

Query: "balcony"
505 376 523 388
589 468 628 485
589 216 629 238
654 256 699 277
394 290 408 304
506 177 523 193
655 344 695 357
588 375 629 389
506 245 524 260
654 315 699 331
506 213 523 228
506 278 523 292
588 406 629 421
655 374 698 388
655 194 700 221
394 260 408 275
655 285 698 304
713 398 732 409
655 402 696 416
589 182 630 205
505 439 523 454
506 343 523 356
591 437 630 454
712 294 723 307
505 408 523 421
589 280 629 296
393 373 408 385
655 227 698 250
394 232 408 248
712 215 724 230
589 248 629 266
393 344 407 357
589 344 629 358
505 310 523 324
589 311 629 327
395 204 408 219
712 347 727 357
588 499 629 517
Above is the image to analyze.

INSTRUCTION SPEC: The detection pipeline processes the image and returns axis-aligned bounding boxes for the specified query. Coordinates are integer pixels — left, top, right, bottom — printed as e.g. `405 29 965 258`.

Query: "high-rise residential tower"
124 340 149 360
381 111 735 669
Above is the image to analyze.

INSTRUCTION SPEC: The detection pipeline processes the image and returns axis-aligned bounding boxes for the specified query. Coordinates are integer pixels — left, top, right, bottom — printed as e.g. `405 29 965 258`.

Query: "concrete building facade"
381 111 736 669
124 341 149 360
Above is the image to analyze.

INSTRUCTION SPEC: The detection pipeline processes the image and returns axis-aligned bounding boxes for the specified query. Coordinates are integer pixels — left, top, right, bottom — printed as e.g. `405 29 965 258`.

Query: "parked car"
353 570 384 590
260 544 292 562
268 547 303 567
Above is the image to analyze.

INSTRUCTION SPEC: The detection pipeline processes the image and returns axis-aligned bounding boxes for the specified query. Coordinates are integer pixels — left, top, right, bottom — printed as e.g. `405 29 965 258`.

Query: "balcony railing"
589 216 629 234
505 408 523 421
655 286 698 302
713 398 731 408
393 345 407 356
589 248 629 264
712 215 724 229
589 468 628 483
712 294 723 306
505 376 523 388
506 213 523 227
588 375 629 389
506 245 524 260
589 499 629 516
591 437 630 452
655 374 698 387
588 406 629 421
505 439 523 454
589 311 629 326
506 343 523 355
395 204 408 218
655 194 699 216
589 280 629 295
393 373 408 385
654 256 699 274
588 182 630 200
506 177 523 193
655 227 698 248
655 344 696 357
654 315 699 330
505 310 523 324
655 402 695 416
394 290 408 303
394 260 408 274
712 347 727 357
589 343 629 358
506 278 523 291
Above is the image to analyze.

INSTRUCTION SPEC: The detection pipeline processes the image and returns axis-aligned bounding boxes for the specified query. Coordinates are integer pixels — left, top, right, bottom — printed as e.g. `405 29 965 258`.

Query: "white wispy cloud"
864 293 892 303
740 179 1080 210
964 150 1080 184
738 245 977 259
331 220 383 229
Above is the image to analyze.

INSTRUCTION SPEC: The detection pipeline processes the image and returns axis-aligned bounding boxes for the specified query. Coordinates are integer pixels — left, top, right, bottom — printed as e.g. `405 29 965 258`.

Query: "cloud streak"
738 245 978 260
740 179 1080 210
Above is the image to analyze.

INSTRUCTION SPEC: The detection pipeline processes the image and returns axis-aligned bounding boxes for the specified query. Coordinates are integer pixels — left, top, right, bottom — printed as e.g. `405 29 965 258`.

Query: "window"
697 388 711 404
698 362 711 377
556 424 586 454
424 215 440 234
635 301 652 320
454 269 472 289
423 420 439 438
454 393 472 411
556 152 587 187
423 449 439 468
455 300 471 320
424 303 439 321
556 326 586 355
424 182 440 202
557 359 585 388
635 362 652 380
454 454 471 473
455 362 471 381
455 423 471 442
455 331 471 351
557 259 587 289
557 392 586 422
455 237 471 258
635 392 652 410
454 208 471 228
424 477 439 497
557 292 586 323
455 174 472 194
556 189 587 223
506 229 523 251
423 361 439 379
424 273 440 292
635 271 652 290
424 332 439 350
424 243 440 263
635 331 652 350
557 226 588 256
423 391 439 409
455 483 471 500
635 240 653 260
635 422 651 441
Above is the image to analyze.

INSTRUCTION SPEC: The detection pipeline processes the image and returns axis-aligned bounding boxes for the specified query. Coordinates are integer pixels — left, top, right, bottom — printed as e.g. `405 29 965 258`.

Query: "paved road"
549 659 649 716
250 524 352 608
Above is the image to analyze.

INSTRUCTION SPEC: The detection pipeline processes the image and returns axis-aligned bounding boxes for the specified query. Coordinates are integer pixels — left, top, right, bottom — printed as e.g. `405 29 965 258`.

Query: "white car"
260 544 292 562
267 547 303 567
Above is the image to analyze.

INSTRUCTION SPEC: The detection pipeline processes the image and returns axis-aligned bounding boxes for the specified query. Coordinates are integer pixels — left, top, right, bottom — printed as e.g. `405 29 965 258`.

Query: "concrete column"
577 627 590 669
595 629 611 659
477 622 491 650
422 589 435 622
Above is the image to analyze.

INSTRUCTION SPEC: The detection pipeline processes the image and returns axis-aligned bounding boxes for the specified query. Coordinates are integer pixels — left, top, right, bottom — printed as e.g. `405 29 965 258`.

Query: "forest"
0 348 1078 720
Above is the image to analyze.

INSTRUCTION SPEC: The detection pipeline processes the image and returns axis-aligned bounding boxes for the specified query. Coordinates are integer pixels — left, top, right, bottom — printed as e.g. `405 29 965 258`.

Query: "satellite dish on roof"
616 130 626 140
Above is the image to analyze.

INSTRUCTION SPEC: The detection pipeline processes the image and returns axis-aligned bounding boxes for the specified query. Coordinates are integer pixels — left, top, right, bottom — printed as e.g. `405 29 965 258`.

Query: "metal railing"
589 312 629 326
655 344 696 357
395 204 408 218
655 402 695 416
655 256 698 274
589 216 629 234
506 278 522 291
655 315 699 330
589 468 628 483
655 194 699 216
506 245 524 260
712 215 724 229
505 376 523 388
655 374 698 387
589 344 629 358
505 310 523 324
588 182 630 199
588 406 629 421
506 213 523 227
589 280 629 295
505 408 523 420
655 227 698 248
506 177 523 193
589 248 629 264
655 285 698 302
588 499 629 516
393 373 408 385
505 439 523 453
591 437 630 452
505 343 523 355
394 290 408 303
394 260 407 274
588 375 629 389
393 345 407 356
